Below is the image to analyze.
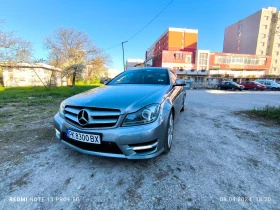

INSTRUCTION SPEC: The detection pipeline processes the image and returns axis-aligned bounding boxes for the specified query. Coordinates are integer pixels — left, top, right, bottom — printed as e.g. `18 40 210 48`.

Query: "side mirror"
174 79 186 86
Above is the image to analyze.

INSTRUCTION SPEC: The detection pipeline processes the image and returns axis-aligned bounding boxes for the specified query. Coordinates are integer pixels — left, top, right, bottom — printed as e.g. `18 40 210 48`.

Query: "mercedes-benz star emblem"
77 110 89 126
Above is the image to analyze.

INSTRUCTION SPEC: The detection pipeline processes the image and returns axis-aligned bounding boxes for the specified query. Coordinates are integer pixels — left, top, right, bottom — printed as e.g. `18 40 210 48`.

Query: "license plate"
67 130 101 144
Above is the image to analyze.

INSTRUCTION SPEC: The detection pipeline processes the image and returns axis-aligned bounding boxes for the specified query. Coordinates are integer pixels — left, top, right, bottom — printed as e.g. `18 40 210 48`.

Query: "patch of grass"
251 105 280 124
0 85 101 106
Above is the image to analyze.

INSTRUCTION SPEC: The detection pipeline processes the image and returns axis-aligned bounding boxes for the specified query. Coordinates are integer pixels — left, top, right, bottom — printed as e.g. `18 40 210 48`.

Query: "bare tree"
0 24 32 63
44 27 110 86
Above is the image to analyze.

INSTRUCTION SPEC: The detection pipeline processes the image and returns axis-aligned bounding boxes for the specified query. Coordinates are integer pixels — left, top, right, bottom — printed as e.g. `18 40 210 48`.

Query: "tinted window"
108 68 170 85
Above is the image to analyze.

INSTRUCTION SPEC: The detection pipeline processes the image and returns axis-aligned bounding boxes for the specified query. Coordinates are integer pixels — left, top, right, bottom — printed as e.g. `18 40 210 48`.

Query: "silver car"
54 67 186 159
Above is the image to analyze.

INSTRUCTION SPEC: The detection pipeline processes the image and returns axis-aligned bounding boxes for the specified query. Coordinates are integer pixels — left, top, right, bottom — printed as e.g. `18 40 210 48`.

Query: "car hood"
64 85 170 114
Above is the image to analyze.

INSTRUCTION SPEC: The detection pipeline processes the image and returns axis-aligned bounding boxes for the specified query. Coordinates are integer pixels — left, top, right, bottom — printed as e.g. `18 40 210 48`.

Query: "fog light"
55 129 61 139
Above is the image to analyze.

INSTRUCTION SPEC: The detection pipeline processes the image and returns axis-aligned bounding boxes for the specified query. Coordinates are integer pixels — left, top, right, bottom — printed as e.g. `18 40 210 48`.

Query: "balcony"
186 70 209 75
176 70 187 75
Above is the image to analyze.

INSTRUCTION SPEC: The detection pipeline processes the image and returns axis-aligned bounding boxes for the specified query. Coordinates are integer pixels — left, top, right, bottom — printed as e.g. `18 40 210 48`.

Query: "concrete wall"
1 63 64 87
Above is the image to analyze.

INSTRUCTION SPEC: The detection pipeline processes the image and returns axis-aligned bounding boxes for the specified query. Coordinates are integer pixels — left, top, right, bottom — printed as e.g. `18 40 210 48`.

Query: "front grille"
64 106 120 128
62 133 123 154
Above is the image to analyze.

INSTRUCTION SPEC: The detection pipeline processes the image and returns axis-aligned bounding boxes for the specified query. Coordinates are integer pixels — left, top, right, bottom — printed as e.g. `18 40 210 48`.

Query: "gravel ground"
0 90 280 210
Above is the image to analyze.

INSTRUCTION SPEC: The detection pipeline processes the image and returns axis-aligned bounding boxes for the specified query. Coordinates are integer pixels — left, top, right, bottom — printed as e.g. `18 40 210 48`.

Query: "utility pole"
122 41 128 71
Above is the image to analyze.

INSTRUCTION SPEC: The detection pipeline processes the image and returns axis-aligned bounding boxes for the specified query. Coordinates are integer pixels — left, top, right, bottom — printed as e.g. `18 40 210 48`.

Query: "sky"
1 0 280 74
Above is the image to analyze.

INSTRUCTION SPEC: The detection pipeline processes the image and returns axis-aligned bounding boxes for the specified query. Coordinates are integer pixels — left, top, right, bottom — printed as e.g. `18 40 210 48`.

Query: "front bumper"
53 112 167 159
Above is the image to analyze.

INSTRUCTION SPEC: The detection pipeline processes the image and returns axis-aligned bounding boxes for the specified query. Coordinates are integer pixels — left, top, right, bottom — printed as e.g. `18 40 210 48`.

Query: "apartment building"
223 7 280 76
145 27 204 80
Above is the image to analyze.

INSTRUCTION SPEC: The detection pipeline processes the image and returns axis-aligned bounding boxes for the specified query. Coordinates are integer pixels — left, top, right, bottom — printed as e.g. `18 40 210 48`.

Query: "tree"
0 23 32 63
44 27 110 86
86 55 109 82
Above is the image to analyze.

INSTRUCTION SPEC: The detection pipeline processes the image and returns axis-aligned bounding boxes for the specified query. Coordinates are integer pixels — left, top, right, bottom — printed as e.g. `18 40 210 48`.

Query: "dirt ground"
0 90 279 210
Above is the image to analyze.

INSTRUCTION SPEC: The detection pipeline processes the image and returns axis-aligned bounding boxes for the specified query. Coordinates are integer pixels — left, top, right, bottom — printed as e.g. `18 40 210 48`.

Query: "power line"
103 43 122 51
126 0 175 41
102 0 175 52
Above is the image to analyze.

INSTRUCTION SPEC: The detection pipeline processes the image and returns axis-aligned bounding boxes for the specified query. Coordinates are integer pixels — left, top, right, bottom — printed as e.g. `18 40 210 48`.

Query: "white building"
0 62 64 87
126 59 145 70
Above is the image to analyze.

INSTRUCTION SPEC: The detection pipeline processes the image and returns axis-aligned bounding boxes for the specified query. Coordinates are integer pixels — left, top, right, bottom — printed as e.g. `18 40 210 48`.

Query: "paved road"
1 90 280 210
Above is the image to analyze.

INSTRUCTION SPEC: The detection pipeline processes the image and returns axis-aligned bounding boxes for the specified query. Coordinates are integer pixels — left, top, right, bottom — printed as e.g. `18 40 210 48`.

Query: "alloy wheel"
168 114 174 148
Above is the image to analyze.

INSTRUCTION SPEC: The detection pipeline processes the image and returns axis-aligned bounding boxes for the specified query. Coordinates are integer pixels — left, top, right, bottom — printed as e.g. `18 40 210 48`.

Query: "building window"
277 43 280 48
260 42 265 46
261 34 266 38
276 51 279 56
238 23 243 30
185 55 192 63
214 55 266 65
174 53 183 59
262 25 268 29
264 16 269 20
259 50 263 55
199 53 208 68
274 59 278 64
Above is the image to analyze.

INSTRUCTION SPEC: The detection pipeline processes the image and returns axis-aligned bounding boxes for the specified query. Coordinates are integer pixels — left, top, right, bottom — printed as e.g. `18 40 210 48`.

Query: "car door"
224 82 230 89
265 81 271 88
248 82 253 89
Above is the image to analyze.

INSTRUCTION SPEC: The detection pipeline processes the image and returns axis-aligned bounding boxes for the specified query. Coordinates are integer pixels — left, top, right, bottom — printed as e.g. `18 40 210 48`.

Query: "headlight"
122 104 161 127
59 101 66 117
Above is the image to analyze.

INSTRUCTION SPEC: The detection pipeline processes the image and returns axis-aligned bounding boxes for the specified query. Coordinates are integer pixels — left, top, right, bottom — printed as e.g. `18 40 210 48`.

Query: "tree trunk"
72 71 76 87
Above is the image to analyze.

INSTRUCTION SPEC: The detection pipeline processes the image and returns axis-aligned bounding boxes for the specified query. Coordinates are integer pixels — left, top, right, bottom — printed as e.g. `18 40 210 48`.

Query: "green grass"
251 105 280 124
0 85 101 106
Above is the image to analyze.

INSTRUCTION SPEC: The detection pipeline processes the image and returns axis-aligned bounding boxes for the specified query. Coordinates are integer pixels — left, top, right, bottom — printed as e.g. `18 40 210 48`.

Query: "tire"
163 112 174 154
272 87 276 91
253 87 257 91
180 98 185 112
218 86 221 90
231 87 236 91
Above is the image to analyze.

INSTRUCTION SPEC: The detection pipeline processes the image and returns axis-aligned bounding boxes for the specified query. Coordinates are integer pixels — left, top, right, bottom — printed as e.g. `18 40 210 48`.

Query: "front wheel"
253 87 257 91
180 98 185 112
231 87 236 91
163 112 174 154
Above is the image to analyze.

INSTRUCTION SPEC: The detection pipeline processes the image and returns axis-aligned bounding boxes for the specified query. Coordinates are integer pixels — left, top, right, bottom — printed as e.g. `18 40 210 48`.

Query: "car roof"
127 67 169 71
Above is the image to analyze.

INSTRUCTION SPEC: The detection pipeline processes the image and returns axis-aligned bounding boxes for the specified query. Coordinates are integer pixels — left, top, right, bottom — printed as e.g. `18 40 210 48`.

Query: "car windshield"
230 81 238 85
255 82 262 85
108 68 170 85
